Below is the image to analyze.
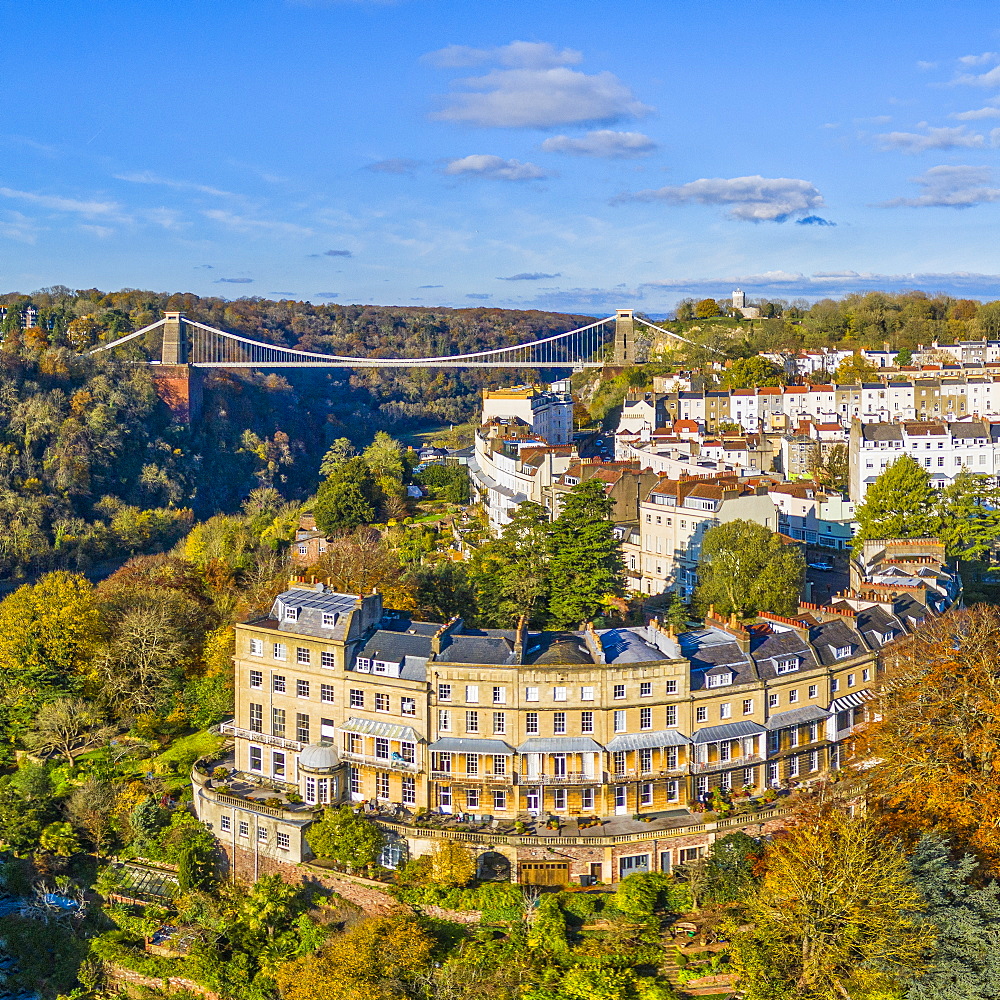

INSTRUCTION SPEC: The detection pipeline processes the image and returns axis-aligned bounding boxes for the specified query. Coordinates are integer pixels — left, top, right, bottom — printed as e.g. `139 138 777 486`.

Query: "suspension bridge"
89 309 707 369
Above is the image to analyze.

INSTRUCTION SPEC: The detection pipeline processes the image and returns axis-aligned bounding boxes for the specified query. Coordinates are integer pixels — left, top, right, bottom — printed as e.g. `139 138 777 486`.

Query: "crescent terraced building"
194 580 924 885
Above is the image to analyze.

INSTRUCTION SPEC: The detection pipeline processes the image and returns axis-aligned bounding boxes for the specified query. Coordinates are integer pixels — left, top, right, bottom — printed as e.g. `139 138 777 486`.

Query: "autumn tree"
852 455 938 550
274 913 435 1000
694 298 720 319
833 352 881 383
694 520 805 618
66 777 120 858
310 527 416 610
0 572 98 739
731 811 929 999
319 437 355 478
858 605 1000 870
429 840 476 888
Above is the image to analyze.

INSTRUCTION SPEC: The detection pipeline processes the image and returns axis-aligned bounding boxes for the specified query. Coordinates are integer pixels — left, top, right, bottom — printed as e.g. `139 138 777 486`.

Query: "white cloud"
115 170 236 198
541 129 657 157
202 209 313 235
443 154 548 181
0 211 40 243
876 124 991 152
615 175 824 222
881 164 1000 208
958 52 999 67
953 62 1000 87
0 186 121 217
430 43 651 128
916 60 938 71
423 41 582 69
951 100 1000 120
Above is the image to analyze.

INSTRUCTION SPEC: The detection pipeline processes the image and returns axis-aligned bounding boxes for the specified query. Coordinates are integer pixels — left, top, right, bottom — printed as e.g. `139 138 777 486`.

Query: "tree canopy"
853 456 938 549
694 519 805 618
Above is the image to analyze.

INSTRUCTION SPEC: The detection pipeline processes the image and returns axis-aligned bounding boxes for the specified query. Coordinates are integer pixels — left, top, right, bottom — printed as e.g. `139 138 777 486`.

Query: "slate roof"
357 629 432 664
750 630 819 680
600 628 666 664
605 730 691 751
693 721 766 744
271 588 359 640
764 705 830 730
517 737 605 754
808 619 863 666
438 634 516 665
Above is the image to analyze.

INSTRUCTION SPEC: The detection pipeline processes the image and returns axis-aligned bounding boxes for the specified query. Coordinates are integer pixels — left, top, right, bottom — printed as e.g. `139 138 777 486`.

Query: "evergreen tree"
318 437 355 478
307 805 383 871
546 479 624 628
935 470 1000 561
694 520 805 618
472 501 552 627
853 455 938 551
907 835 1000 1000
313 458 378 534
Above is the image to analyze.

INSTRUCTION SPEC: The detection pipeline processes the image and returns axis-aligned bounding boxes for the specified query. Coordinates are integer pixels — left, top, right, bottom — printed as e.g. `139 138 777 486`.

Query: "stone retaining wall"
106 965 220 1000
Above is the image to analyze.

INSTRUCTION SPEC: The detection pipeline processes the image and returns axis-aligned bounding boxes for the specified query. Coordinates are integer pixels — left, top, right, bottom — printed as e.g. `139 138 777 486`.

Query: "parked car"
808 560 834 571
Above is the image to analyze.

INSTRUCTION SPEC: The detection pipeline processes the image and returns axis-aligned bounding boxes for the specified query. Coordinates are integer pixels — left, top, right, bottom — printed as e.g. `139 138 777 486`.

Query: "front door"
615 785 628 815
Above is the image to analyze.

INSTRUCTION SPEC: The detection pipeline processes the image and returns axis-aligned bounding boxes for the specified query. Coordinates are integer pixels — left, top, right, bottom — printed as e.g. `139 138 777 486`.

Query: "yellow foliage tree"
0 571 98 732
274 913 435 1000
429 840 476 888
857 604 1000 871
731 811 930 999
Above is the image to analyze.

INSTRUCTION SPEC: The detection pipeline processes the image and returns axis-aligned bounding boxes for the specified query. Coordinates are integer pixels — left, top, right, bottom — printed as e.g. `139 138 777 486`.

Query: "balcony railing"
342 750 421 772
431 770 515 784
690 753 763 774
526 772 605 785
220 722 305 752
611 767 686 782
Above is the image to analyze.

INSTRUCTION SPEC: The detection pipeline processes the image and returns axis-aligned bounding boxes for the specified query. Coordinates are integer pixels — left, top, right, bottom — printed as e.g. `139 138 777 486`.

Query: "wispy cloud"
444 155 549 181
952 53 1000 86
916 60 938 71
951 99 1000 121
313 292 339 298
614 175 824 222
0 186 121 217
365 158 420 174
466 293 491 300
541 129 657 158
216 277 254 284
203 209 312 236
796 215 836 226
115 170 236 198
876 124 995 153
428 42 651 129
308 248 353 257
880 164 1000 208
418 284 443 288
423 41 582 70
498 272 561 280
958 51 999 67
0 211 40 243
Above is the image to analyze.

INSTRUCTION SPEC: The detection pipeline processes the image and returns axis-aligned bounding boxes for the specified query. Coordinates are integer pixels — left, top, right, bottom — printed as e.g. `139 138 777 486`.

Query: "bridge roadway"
89 308 711 369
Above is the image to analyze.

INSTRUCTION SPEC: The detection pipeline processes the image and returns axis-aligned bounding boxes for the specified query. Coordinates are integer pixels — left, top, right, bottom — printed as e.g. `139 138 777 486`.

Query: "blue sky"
3 0 1000 313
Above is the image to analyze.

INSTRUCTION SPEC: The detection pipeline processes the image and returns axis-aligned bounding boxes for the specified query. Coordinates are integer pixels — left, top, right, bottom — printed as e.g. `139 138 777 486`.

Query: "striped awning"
828 690 871 713
340 717 422 742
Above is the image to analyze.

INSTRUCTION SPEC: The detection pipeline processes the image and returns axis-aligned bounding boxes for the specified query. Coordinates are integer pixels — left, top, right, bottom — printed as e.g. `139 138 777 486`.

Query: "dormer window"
284 607 299 622
881 632 894 644
775 657 799 674
322 612 339 628
835 645 852 659
706 671 734 688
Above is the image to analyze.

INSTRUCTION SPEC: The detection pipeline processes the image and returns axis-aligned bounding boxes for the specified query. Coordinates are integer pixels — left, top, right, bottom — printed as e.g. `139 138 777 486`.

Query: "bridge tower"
613 309 636 364
152 312 202 423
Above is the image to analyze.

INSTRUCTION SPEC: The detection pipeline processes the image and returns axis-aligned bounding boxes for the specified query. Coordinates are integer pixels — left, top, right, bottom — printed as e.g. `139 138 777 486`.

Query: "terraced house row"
194 580 923 881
